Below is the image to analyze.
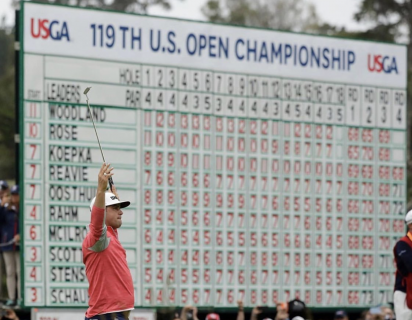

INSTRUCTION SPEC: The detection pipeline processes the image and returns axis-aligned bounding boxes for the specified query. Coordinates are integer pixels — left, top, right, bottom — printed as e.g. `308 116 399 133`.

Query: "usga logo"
30 18 70 41
367 54 398 74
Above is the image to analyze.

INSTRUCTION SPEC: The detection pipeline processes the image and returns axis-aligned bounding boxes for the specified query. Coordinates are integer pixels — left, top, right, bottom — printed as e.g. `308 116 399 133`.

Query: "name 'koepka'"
49 146 92 163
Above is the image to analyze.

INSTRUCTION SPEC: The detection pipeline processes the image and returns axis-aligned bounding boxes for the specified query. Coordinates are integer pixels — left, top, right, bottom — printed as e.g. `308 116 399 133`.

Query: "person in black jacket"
0 180 9 203
0 185 20 307
393 209 412 320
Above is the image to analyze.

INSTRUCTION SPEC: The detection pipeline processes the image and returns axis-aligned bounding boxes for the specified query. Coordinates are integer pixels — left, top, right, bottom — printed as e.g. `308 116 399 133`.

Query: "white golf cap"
89 192 130 211
405 209 412 225
291 317 305 320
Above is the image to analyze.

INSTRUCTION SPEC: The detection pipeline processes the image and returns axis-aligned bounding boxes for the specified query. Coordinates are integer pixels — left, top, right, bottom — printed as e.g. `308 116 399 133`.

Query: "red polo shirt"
82 206 134 317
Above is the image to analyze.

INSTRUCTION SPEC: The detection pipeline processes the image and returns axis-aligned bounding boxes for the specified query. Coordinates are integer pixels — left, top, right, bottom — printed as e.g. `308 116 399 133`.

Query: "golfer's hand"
98 163 114 193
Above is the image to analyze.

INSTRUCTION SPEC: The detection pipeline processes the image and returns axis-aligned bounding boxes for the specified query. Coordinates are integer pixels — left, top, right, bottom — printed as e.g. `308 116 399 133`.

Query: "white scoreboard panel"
21 2 407 308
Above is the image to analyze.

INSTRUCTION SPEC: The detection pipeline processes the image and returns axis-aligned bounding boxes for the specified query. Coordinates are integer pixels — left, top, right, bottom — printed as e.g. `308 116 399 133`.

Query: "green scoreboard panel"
20 2 407 308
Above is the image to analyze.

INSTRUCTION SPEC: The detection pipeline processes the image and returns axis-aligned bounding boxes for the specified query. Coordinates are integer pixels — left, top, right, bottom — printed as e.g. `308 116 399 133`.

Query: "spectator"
0 185 20 307
0 180 9 205
369 306 385 320
180 304 246 320
288 299 306 319
275 302 288 320
380 305 395 320
180 305 199 320
250 301 299 320
250 305 273 320
0 307 19 320
334 310 348 320
370 315 384 320
394 209 412 320
359 310 370 320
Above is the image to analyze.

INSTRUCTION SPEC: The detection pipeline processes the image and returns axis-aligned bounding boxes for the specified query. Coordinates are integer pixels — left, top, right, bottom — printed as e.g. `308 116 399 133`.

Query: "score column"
23 99 45 306
23 54 46 306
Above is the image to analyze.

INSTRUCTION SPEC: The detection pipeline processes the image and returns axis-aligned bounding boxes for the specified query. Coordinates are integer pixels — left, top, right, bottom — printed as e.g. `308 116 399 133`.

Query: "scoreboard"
20 2 407 308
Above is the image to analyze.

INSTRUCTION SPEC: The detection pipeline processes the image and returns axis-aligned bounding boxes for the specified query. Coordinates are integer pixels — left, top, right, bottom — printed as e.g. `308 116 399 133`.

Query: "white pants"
2 251 20 300
395 291 412 320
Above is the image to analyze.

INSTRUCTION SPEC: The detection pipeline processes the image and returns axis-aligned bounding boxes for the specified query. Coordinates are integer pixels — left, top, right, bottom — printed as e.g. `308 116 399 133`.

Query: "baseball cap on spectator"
334 310 347 319
370 306 382 314
292 317 305 320
206 314 220 320
10 185 19 195
405 210 412 225
0 180 9 189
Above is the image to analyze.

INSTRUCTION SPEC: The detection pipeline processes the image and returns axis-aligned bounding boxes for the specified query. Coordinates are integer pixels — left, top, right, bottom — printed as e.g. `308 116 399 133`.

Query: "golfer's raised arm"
88 163 114 248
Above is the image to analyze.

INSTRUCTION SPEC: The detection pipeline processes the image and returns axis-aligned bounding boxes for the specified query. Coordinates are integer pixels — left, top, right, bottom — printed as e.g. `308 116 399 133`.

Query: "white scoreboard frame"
20 1 407 310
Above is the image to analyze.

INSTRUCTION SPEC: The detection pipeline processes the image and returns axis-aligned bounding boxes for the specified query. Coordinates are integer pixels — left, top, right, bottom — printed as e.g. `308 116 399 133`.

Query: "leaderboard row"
43 78 407 128
42 57 405 107
139 286 394 306
137 88 406 129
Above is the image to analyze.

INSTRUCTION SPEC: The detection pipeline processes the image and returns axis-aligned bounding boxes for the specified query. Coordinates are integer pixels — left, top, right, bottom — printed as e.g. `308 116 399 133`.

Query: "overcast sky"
0 0 368 31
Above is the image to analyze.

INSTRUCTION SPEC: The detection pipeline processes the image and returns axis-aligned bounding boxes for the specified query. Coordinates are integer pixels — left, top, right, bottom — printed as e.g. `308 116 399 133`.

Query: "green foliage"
13 0 182 13
0 27 15 179
202 0 320 33
354 0 408 26
316 22 398 42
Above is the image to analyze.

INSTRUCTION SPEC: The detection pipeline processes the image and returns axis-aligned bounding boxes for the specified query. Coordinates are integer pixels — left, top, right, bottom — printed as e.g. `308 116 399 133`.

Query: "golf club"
83 87 114 191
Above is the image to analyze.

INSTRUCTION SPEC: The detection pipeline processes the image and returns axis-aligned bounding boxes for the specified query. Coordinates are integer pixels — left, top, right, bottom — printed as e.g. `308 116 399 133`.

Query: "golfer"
82 163 134 320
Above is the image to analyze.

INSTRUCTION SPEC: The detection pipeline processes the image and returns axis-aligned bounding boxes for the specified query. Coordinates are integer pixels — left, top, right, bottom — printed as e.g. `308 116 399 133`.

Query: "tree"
202 0 320 33
315 22 397 42
12 0 183 14
353 0 411 77
354 0 409 42
0 24 16 179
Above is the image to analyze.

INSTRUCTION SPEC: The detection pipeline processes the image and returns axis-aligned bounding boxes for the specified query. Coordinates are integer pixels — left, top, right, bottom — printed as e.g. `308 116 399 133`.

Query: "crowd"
0 180 20 308
170 301 396 320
